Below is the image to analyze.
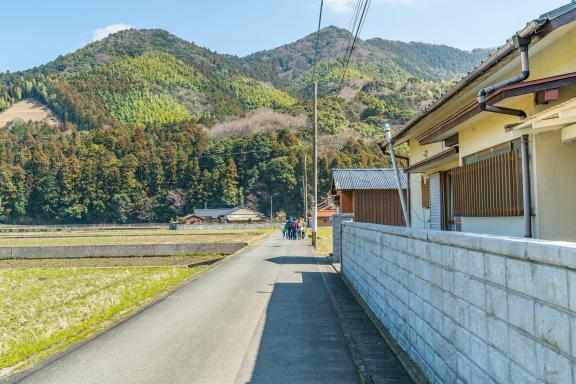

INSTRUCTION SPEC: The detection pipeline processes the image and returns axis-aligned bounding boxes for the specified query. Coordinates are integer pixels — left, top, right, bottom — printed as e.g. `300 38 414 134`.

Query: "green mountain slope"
365 38 491 82
242 26 490 89
239 26 490 130
0 29 296 129
0 26 490 131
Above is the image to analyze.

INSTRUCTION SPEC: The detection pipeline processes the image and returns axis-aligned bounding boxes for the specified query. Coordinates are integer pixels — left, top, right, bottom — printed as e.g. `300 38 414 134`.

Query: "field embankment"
0 228 271 248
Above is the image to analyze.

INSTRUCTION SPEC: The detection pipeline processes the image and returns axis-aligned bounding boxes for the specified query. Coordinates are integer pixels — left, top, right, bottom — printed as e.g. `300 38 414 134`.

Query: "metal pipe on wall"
384 123 411 227
478 35 532 119
521 134 532 238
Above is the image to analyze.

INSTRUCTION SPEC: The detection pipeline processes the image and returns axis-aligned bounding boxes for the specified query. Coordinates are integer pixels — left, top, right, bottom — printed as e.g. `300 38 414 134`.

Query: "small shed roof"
332 169 408 191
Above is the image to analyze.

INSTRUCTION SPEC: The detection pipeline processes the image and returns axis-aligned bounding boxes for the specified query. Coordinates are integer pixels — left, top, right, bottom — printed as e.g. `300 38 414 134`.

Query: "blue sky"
0 0 569 72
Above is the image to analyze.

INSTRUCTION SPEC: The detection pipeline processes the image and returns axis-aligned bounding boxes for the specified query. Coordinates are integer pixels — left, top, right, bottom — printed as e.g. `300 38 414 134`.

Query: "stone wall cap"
342 222 576 268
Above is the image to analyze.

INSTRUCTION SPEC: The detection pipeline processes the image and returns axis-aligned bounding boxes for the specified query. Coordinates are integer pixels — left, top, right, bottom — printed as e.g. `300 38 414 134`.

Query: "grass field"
314 227 333 256
0 227 274 374
0 265 207 371
0 228 273 248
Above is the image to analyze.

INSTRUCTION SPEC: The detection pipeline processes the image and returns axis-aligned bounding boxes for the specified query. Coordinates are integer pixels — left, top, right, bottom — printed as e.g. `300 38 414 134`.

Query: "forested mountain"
0 29 296 130
0 27 489 224
242 26 490 90
364 38 492 82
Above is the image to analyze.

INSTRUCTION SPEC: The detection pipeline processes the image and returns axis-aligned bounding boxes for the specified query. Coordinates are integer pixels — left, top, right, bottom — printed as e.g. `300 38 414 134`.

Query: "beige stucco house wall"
399 11 576 241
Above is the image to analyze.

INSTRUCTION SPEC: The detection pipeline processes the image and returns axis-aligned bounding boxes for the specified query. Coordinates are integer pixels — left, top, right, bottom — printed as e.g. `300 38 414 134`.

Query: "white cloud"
91 23 133 42
380 0 412 3
325 0 354 13
324 0 412 13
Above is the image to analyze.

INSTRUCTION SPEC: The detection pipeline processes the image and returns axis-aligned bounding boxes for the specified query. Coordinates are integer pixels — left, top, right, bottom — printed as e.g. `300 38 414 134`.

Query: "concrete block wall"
332 214 353 262
340 222 576 384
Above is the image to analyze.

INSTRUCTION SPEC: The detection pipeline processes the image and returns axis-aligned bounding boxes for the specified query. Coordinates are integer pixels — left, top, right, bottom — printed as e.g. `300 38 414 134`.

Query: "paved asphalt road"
13 233 359 384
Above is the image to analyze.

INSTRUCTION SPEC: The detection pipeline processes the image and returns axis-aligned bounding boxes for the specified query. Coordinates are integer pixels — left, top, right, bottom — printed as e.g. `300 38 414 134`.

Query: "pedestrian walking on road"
290 219 298 240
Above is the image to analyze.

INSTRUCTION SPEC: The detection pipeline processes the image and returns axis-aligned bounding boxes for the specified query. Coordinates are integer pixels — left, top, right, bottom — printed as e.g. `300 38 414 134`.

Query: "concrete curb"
318 259 373 384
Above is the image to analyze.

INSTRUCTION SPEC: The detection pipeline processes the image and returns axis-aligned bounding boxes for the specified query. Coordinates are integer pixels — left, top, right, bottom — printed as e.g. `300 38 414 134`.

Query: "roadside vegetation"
314 227 333 256
0 265 205 371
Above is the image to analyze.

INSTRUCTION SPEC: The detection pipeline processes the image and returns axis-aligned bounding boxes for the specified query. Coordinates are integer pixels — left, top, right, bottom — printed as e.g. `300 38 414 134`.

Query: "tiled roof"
393 1 576 142
318 209 336 218
332 169 407 191
542 1 576 20
193 207 241 218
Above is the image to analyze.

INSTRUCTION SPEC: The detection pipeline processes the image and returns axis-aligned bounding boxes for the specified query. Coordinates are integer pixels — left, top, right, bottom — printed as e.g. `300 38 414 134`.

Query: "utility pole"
312 82 318 247
303 152 308 219
270 195 273 221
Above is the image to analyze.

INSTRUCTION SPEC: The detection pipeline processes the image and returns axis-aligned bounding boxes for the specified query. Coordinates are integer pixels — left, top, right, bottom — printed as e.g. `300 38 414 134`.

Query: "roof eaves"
391 3 576 144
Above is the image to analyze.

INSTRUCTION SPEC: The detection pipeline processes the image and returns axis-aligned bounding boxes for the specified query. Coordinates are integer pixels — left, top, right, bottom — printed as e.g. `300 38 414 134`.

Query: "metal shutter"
429 173 442 230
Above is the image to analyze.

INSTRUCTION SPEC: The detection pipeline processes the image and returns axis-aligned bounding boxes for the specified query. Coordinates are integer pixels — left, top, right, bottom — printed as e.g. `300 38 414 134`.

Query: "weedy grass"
0 266 203 370
314 227 333 256
0 228 274 248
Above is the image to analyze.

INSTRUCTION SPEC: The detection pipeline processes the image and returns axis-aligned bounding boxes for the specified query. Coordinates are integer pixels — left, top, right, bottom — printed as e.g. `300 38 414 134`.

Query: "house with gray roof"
184 207 266 224
331 169 408 226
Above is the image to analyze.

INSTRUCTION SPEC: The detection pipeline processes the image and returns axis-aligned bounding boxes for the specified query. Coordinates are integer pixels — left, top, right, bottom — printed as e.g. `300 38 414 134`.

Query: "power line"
337 0 370 97
343 0 363 63
335 0 371 98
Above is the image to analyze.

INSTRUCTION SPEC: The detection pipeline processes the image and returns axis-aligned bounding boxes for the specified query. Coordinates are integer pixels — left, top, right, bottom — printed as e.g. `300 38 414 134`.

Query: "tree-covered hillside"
0 27 489 223
240 26 489 130
242 26 490 88
0 27 489 131
0 119 384 224
0 29 296 130
364 38 492 82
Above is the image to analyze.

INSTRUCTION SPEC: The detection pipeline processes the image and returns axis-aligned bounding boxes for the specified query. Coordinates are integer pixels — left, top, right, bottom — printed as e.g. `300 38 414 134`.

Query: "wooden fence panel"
452 151 523 217
354 190 406 226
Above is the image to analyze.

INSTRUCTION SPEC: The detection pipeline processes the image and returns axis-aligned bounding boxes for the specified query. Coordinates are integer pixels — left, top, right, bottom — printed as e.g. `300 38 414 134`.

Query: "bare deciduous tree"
210 108 306 138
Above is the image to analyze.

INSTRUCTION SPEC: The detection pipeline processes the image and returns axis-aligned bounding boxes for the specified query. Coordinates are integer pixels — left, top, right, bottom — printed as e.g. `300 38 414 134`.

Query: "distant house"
181 214 206 224
317 197 337 227
386 2 576 241
191 207 266 223
331 169 407 226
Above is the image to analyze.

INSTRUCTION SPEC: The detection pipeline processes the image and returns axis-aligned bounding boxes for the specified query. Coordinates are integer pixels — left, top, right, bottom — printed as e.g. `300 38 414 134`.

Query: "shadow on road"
247 254 359 384
264 256 330 265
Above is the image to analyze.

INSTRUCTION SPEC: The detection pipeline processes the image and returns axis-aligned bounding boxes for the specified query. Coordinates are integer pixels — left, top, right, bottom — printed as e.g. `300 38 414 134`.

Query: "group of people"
282 218 307 240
